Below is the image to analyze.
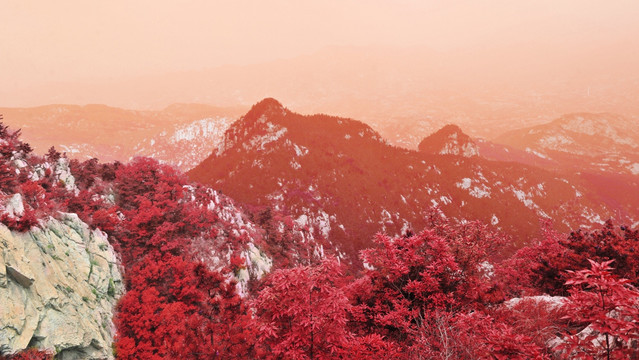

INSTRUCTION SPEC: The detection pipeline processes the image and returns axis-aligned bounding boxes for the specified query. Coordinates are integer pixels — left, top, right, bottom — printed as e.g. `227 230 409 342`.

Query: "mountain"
494 113 639 175
487 113 639 226
475 138 560 169
0 103 243 169
188 99 622 264
418 124 479 157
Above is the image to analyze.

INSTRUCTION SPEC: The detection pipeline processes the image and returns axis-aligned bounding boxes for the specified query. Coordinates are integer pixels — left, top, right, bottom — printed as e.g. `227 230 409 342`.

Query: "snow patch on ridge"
456 178 491 198
293 143 309 157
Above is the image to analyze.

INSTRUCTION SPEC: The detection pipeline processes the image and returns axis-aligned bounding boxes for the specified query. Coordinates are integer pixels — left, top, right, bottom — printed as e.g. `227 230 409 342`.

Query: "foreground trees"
106 159 260 359
253 258 397 359
558 260 639 359
344 221 544 359
250 216 639 359
252 217 547 359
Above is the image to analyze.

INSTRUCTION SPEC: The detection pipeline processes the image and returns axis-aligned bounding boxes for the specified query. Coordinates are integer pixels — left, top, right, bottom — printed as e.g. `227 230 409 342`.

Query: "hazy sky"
2 0 639 104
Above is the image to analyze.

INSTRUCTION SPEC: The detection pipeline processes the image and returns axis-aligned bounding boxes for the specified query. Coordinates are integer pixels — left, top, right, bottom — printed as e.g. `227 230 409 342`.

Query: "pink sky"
1 0 638 107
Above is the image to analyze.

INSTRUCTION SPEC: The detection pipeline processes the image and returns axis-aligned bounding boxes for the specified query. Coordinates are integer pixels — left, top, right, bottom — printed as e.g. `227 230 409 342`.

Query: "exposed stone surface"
504 294 566 310
5 194 25 218
236 242 273 297
0 213 124 359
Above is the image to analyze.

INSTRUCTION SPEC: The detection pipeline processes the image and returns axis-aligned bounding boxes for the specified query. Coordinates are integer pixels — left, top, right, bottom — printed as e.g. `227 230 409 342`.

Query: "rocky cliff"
0 213 124 359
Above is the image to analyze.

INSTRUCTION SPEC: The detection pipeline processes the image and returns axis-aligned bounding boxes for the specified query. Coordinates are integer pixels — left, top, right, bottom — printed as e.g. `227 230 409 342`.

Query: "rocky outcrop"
0 213 124 359
418 124 480 157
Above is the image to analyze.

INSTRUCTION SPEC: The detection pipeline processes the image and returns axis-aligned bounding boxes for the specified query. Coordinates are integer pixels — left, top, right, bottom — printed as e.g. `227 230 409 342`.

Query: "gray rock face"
0 213 124 359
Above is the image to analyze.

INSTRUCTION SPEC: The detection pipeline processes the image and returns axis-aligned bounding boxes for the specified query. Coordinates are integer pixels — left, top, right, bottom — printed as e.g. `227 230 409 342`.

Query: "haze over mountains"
3 45 638 144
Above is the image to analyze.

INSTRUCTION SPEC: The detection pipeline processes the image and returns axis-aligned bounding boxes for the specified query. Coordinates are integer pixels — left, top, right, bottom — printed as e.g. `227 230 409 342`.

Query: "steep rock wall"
0 213 124 359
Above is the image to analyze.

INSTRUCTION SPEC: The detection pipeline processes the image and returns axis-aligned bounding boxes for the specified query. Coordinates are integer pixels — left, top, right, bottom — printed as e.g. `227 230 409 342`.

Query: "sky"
1 0 639 107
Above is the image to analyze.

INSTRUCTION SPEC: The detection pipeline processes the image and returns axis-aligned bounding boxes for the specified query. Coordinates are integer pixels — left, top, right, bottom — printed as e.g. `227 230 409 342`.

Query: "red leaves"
557 260 639 359
115 251 258 359
339 218 560 358
0 349 53 360
511 220 639 296
252 258 402 359
3 122 639 358
359 228 484 321
108 158 259 359
253 258 355 359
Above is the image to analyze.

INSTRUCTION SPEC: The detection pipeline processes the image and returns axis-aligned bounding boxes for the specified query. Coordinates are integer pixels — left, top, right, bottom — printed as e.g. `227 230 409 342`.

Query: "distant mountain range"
0 103 243 170
494 113 639 175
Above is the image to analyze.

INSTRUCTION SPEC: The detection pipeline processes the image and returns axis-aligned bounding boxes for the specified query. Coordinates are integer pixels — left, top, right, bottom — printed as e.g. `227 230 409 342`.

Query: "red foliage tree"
491 297 569 357
353 227 496 336
507 220 639 296
253 258 398 359
401 310 545 359
254 258 355 359
499 222 571 296
0 349 53 360
115 253 256 359
347 220 545 358
558 260 639 359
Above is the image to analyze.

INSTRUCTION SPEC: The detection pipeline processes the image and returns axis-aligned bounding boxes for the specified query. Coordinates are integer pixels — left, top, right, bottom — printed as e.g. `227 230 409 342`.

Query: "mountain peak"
437 124 464 135
418 124 479 157
255 97 284 109
244 98 287 120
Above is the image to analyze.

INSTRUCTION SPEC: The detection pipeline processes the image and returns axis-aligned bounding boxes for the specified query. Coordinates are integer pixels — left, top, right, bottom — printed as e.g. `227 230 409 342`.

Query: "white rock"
0 215 124 359
5 194 25 217
505 295 566 310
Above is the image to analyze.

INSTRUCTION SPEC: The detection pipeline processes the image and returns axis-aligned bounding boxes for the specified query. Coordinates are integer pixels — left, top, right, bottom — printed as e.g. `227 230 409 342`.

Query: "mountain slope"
494 113 639 174
496 113 639 156
189 99 619 264
0 103 243 168
489 113 639 222
0 121 274 357
133 116 234 171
